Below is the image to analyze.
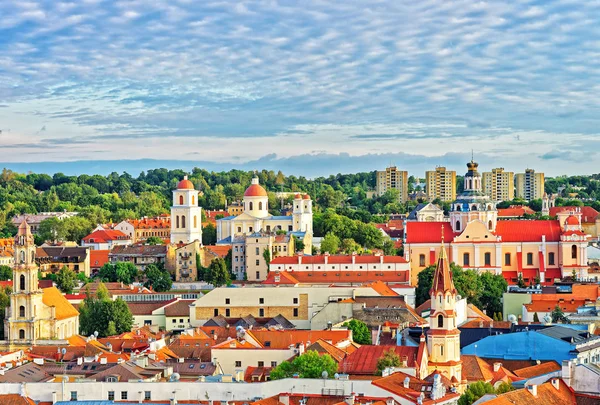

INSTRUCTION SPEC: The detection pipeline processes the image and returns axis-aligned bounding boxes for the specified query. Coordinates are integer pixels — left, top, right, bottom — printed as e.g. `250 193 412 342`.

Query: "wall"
310 302 353 330
502 293 533 321
213 347 297 374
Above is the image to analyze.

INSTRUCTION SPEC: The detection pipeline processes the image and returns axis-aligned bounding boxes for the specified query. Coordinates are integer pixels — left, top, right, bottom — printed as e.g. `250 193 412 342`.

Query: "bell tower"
6 221 44 342
427 227 463 388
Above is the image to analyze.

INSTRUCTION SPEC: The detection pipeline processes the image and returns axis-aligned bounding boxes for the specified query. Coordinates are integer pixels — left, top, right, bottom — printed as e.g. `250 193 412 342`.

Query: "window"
106 376 118 382
259 308 264 317
488 220 493 230
176 216 180 228
19 329 25 339
293 297 298 304
256 271 260 279
179 319 184 323
226 298 230 304
108 392 115 401
181 215 186 228
293 308 298 317
19 305 25 317
571 245 577 259
255 259 260 266
527 252 533 266
484 252 491 266
440 346 444 356
259 298 264 304
19 275 25 291
548 252 555 265
463 253 470 266
145 391 151 401
258 361 264 367
194 216 197 228
249 202 254 211
256 247 260 255
235 361 242 367
179 195 184 205
214 308 219 316
237 227 242 233
455 220 461 231
288 225 293 231
225 309 230 317
121 392 128 400
271 361 277 367
437 314 443 328
419 254 426 267
504 253 511 266
259 202 263 210
172 319 176 323
70 392 77 401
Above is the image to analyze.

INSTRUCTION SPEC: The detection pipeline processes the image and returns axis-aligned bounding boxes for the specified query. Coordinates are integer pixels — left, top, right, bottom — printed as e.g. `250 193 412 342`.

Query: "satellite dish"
334 373 340 380
507 314 517 323
61 348 67 355
170 373 181 382
321 370 328 379
94 331 99 337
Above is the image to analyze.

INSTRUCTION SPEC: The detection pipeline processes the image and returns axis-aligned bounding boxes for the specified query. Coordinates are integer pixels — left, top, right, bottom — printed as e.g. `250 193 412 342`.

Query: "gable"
453 220 497 243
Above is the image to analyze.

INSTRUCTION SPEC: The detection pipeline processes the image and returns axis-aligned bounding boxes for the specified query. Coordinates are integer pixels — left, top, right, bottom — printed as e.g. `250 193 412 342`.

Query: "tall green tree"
79 283 133 337
551 305 570 324
143 263 172 292
320 232 340 254
376 348 401 375
0 265 12 281
343 319 371 344
145 236 164 245
205 258 231 287
55 266 77 294
479 272 508 315
202 223 217 245
270 351 337 379
458 381 495 405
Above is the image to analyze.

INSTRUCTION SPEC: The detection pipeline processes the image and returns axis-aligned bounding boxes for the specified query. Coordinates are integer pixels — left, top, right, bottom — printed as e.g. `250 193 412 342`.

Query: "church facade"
404 160 590 286
4 222 79 343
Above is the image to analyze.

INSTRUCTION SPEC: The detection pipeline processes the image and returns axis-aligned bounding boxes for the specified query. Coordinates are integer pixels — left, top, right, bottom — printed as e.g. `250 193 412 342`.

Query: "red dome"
565 215 579 225
302 194 310 200
294 193 301 199
244 184 268 197
177 177 194 190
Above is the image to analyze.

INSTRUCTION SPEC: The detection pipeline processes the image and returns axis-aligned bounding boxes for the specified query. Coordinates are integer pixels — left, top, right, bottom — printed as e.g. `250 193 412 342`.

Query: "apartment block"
516 169 545 201
482 168 515 201
425 167 456 202
376 166 409 202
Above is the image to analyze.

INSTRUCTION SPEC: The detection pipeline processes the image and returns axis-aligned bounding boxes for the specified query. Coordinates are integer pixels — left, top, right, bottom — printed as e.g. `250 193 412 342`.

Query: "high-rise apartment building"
425 167 456 202
515 169 545 201
482 168 515 201
376 166 409 202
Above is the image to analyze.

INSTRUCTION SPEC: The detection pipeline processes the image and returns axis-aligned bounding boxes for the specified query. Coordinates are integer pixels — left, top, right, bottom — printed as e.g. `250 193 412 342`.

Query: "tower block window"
179 195 184 205
19 275 25 291
181 216 186 228
19 305 25 317
571 245 577 259
437 314 443 328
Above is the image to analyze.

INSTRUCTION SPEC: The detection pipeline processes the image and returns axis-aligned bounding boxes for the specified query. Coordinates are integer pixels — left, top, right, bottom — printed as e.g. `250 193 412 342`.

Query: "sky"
1 0 600 177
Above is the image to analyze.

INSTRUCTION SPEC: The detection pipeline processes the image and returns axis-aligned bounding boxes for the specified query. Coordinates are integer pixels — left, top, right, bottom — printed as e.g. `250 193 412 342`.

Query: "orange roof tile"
42 287 79 320
82 229 129 243
513 361 561 378
270 254 407 265
90 249 110 268
250 330 351 349
484 379 575 405
362 280 399 296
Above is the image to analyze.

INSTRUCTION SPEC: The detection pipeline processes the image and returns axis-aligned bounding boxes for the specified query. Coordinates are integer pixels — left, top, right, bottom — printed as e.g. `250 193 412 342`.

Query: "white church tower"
171 176 202 245
292 193 313 233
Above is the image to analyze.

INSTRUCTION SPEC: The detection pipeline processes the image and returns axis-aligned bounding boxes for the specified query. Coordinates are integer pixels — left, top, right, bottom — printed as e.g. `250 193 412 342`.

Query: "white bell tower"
171 176 202 245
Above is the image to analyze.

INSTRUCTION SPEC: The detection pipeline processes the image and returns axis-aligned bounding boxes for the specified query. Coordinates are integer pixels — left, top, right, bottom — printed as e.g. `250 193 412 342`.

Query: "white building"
170 176 202 245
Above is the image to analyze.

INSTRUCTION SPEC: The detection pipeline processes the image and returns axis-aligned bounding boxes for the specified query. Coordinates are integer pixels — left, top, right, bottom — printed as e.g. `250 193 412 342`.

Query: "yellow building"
426 167 456 202
405 161 589 286
376 166 409 202
482 168 514 202
4 222 79 343
427 243 464 386
515 169 545 201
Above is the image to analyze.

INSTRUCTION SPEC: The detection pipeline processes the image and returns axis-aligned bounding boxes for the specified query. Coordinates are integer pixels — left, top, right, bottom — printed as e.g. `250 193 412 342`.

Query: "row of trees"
415 263 508 316
78 283 133 337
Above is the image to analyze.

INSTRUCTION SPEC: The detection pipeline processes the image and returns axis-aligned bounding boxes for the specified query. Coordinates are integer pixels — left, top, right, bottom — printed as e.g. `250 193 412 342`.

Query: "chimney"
279 394 290 405
526 384 537 397
550 378 560 391
493 362 502 372
345 393 355 405
139 391 144 404
324 253 329 265
352 252 356 265
100 357 107 365
403 377 410 388
380 255 384 264
77 357 83 366
52 392 58 404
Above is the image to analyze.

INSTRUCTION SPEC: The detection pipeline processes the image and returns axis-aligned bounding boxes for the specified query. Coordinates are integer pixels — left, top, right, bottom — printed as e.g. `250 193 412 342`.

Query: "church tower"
292 194 313 233
171 176 202 245
427 230 463 387
6 221 44 342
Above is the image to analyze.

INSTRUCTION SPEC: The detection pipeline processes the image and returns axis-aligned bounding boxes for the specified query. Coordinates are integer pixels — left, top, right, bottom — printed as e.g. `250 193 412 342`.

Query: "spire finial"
471 149 474 162
441 224 445 243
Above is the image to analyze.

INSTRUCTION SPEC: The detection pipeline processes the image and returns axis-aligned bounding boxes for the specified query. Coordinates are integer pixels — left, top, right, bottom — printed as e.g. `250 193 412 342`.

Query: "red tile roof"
497 206 535 218
484 379 575 405
405 222 457 244
550 206 599 223
90 249 110 268
270 254 407 265
0 394 36 405
513 361 561 378
164 300 194 317
495 220 562 242
205 245 231 258
82 229 129 243
262 270 409 284
262 271 300 285
339 345 418 375
250 330 351 349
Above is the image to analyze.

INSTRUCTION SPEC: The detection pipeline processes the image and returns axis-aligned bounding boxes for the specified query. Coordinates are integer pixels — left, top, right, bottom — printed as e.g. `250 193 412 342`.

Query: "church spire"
429 235 456 296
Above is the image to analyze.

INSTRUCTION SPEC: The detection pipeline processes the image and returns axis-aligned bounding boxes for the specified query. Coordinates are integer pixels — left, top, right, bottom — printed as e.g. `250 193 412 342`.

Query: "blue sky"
1 0 599 177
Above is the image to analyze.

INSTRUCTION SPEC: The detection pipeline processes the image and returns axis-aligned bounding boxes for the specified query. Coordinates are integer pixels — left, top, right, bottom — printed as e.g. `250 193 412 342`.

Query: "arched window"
19 275 25 291
192 196 195 205
487 204 492 211
20 250 25 264
179 195 184 205
19 329 25 339
194 216 197 228
488 220 493 230
456 205 461 211
456 220 461 231
181 216 186 228
571 245 577 259
440 346 444 356
19 306 25 317
176 216 180 229
471 204 478 211
249 202 254 211
463 253 470 266
437 314 444 328
259 202 263 210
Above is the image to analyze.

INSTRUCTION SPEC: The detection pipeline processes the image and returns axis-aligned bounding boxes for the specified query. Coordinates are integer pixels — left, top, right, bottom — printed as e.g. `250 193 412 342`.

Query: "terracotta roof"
550 206 599 223
164 299 194 317
461 355 520 384
307 339 348 363
245 183 268 197
524 300 584 313
126 299 177 315
127 217 171 229
498 206 536 217
362 280 399 296
0 394 36 405
110 244 168 257
495 220 562 242
271 254 407 265
82 229 129 243
565 215 580 225
340 345 418 375
204 245 231 258
513 361 561 378
263 270 409 284
42 287 79 320
484 379 575 405
415 299 431 316
90 249 110 268
262 271 300 285
250 330 351 349
0 362 52 383
372 370 460 404
405 222 457 244
177 177 195 190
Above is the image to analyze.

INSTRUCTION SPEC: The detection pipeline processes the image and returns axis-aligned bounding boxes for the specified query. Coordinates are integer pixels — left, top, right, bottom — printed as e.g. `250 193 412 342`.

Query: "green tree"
376 348 401 375
415 265 435 306
98 262 138 284
143 263 172 292
0 286 11 337
0 265 12 281
533 312 540 322
495 382 515 394
517 273 526 288
479 272 508 316
55 266 77 294
320 232 340 254
293 236 305 252
458 381 495 405
263 248 272 272
452 268 483 307
79 283 133 337
270 350 337 379
551 305 570 324
205 258 231 287
145 236 164 245
202 223 217 245
343 319 371 344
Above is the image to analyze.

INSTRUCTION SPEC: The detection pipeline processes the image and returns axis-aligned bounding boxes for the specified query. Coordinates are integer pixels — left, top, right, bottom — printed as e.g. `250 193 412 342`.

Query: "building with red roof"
81 229 131 250
497 205 535 219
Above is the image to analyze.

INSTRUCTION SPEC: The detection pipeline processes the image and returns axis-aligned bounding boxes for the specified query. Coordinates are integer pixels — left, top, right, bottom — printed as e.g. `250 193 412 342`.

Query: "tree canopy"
270 350 337 379
344 319 372 345
205 258 231 287
143 263 173 292
376 348 401 375
55 266 77 294
79 283 133 337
